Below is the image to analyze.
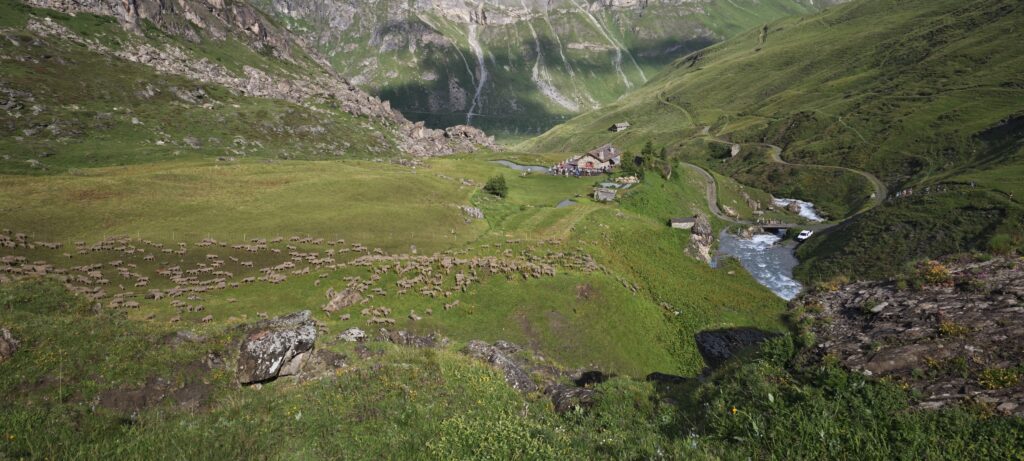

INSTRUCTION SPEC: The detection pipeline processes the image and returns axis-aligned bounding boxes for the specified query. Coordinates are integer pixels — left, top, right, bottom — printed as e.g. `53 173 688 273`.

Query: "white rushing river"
772 198 825 222
716 231 803 300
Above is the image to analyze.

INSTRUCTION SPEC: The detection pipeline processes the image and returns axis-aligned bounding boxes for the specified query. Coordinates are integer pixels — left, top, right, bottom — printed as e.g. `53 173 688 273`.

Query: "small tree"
621 152 645 179
642 140 655 157
484 174 508 198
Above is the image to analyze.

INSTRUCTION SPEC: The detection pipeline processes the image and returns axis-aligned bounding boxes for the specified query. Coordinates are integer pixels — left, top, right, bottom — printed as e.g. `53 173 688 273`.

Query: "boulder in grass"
0 328 18 363
237 311 316 385
547 384 597 414
336 327 367 342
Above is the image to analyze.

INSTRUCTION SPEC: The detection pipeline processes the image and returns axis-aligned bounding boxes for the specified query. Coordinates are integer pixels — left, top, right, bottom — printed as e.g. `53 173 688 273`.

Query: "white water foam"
773 198 825 222
717 232 803 300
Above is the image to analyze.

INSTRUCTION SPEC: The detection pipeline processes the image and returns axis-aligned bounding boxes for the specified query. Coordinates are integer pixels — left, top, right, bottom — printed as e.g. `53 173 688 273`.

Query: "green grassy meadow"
0 153 786 376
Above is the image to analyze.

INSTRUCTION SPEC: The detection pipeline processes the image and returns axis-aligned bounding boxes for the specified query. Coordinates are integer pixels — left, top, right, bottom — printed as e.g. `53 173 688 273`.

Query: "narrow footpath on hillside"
682 163 750 225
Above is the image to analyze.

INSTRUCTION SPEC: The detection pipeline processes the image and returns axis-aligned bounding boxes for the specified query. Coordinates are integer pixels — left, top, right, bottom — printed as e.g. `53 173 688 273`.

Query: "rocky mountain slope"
252 0 837 137
1 0 496 174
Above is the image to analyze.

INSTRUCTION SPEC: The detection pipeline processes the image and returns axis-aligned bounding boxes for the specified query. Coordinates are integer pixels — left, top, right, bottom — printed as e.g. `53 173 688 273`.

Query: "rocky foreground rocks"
685 213 714 264
797 256 1024 415
464 340 539 393
463 339 600 413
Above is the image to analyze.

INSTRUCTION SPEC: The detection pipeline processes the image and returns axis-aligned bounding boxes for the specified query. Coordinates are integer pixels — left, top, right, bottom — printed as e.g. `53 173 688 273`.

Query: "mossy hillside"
0 289 695 459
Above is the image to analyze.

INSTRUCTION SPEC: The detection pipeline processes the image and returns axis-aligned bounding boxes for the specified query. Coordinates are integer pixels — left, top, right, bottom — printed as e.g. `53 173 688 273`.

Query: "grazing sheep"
169 315 181 323
200 315 213 323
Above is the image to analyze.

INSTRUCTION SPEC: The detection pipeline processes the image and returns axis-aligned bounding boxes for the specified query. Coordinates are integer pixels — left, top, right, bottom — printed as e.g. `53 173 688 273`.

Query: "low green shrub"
484 174 508 198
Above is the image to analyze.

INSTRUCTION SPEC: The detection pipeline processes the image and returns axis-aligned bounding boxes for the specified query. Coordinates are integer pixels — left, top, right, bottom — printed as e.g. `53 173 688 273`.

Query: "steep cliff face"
253 0 834 137
12 0 497 157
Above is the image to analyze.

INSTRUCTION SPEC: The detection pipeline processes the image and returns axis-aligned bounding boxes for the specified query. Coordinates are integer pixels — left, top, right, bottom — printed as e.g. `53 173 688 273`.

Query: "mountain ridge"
253 0 840 136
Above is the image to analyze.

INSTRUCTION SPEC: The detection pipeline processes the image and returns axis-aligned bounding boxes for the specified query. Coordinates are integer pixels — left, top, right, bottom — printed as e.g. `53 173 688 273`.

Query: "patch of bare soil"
96 359 216 416
514 311 542 350
575 283 596 300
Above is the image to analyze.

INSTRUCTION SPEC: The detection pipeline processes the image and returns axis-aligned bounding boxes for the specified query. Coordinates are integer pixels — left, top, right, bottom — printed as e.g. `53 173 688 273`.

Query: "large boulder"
0 328 18 363
686 213 715 264
695 327 778 370
236 311 317 385
546 384 597 414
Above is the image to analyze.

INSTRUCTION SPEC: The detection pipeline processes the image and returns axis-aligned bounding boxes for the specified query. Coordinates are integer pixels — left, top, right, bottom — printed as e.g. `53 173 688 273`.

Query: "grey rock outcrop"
461 339 610 412
546 384 597 413
0 328 18 363
236 310 317 385
798 256 1024 416
685 213 714 264
336 327 367 342
464 340 538 393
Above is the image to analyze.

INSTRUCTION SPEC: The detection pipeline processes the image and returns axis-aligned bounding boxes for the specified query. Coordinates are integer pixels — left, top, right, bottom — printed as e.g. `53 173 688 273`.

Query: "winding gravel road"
682 136 888 232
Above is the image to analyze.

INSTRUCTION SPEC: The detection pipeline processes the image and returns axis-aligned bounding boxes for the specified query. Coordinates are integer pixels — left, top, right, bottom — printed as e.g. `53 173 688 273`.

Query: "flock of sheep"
0 229 604 326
